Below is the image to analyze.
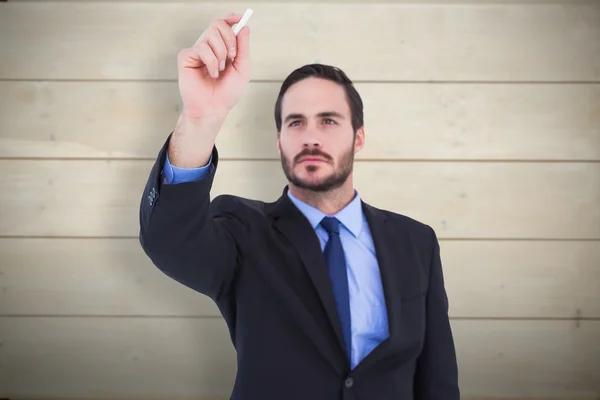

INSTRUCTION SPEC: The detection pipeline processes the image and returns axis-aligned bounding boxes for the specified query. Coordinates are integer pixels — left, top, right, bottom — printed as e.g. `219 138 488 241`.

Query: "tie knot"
320 216 341 234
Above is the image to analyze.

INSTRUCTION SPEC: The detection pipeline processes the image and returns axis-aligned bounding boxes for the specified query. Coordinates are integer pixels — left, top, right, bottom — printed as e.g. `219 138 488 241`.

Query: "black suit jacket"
139 134 460 400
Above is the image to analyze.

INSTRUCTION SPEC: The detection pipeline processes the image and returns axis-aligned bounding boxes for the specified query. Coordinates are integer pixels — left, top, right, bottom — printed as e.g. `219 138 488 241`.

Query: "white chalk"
233 8 253 36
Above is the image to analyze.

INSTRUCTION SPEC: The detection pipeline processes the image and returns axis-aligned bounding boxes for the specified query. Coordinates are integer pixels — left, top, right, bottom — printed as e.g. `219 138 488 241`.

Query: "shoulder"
375 206 436 242
365 203 439 264
367 205 443 283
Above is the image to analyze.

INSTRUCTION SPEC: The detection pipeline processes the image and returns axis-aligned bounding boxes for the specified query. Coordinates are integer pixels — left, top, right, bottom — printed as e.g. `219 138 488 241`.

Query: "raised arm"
138 12 252 302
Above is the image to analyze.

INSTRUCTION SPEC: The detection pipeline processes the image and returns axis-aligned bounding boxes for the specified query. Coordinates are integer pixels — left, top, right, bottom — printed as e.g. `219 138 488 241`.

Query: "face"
277 77 365 193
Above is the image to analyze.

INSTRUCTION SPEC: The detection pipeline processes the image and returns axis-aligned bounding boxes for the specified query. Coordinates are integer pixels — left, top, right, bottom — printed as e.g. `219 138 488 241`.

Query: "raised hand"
177 12 251 119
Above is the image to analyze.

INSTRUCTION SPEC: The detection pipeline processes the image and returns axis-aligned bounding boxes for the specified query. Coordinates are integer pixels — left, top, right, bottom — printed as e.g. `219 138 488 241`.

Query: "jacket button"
345 377 354 388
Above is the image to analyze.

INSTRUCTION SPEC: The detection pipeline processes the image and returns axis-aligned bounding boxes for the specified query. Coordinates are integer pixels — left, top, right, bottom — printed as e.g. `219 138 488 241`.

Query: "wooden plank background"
1 81 599 160
1 3 600 81
0 1 599 399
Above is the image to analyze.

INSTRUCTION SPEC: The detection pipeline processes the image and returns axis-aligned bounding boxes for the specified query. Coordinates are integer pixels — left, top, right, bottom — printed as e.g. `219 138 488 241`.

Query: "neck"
288 178 356 215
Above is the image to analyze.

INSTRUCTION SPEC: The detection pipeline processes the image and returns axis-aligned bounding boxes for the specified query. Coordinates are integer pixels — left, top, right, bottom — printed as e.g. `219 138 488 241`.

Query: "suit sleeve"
413 227 460 400
139 133 248 302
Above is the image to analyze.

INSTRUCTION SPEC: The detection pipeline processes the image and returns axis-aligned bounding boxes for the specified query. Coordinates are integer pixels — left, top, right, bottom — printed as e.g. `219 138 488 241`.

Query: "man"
139 11 460 400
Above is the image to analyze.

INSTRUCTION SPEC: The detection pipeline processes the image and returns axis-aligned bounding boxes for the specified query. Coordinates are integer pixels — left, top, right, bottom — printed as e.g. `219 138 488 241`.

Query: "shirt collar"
286 188 364 238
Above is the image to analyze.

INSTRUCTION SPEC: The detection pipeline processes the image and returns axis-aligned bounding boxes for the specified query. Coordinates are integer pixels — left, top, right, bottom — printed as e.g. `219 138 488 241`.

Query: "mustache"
293 148 333 163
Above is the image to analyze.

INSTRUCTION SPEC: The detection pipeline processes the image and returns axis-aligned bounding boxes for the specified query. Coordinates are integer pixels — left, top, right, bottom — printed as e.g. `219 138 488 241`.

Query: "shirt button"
345 377 354 388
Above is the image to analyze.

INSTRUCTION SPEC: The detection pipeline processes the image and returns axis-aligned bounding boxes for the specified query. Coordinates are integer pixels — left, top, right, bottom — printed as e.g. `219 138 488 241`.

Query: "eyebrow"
284 111 346 124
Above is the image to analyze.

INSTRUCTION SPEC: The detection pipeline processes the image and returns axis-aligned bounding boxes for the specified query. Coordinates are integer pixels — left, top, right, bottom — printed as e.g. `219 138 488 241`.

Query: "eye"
324 118 337 125
288 120 302 127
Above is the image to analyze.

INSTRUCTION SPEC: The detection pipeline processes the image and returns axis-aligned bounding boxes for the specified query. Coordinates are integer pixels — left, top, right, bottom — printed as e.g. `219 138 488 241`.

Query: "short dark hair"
274 64 364 133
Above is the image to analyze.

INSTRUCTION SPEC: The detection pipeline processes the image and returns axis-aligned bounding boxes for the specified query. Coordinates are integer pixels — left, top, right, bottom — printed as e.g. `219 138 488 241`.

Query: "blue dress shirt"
163 154 390 369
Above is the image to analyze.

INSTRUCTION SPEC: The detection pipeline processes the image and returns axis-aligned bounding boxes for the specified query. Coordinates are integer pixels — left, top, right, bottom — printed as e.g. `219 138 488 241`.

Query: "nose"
302 130 322 148
303 141 321 148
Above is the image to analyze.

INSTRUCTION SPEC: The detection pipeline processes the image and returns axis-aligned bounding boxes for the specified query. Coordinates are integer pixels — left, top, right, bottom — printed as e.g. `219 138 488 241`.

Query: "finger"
212 18 238 63
178 47 202 69
232 26 250 74
197 42 220 78
193 13 240 47
183 42 219 78
222 12 243 25
206 26 228 71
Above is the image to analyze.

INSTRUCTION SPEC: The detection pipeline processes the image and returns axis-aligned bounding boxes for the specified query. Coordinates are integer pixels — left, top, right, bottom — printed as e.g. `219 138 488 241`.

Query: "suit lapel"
267 187 348 371
265 188 413 376
351 202 408 375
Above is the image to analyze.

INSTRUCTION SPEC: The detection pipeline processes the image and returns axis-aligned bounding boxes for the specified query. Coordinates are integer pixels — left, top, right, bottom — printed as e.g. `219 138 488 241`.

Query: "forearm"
168 112 227 169
139 139 244 302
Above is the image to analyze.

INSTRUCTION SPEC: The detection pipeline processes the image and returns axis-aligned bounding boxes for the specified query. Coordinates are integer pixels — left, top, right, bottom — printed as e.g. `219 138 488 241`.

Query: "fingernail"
219 60 225 71
230 47 236 58
213 69 219 78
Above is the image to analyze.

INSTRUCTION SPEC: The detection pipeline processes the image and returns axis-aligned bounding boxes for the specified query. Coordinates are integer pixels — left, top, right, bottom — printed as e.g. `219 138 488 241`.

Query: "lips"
299 157 327 163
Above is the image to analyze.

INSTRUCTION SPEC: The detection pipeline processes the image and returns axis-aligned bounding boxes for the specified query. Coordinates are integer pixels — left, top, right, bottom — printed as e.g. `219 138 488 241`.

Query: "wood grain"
1 159 598 239
7 0 599 3
1 81 599 160
1 238 598 319
1 1 599 399
1 3 599 81
0 317 598 398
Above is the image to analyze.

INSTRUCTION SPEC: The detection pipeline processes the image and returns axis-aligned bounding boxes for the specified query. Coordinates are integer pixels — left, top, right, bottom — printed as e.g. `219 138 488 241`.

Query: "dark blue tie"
320 216 352 363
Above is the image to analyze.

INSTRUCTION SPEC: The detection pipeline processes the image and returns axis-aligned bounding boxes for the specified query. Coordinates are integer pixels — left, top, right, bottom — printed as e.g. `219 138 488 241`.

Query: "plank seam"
0 236 598 241
1 78 600 84
1 315 598 321
1 158 599 163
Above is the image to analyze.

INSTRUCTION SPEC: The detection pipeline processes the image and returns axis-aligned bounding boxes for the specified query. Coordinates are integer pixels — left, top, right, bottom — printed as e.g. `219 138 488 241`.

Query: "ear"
276 131 281 155
354 126 365 153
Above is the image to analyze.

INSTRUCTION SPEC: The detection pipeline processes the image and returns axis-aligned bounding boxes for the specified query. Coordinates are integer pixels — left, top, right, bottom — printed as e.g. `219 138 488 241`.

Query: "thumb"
233 26 250 75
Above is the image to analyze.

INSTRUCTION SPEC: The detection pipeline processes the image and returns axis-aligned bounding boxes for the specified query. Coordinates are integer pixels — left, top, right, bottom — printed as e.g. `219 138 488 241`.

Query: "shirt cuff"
163 151 213 184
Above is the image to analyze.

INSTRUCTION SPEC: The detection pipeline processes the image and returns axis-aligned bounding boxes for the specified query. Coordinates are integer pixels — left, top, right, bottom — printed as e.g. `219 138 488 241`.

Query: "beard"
280 140 355 193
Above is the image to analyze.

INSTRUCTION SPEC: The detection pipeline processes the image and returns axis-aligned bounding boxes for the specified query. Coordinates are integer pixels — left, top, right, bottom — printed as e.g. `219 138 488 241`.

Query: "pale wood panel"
1 239 599 319
1 3 599 81
0 160 598 239
0 317 237 399
0 317 598 398
0 238 218 317
1 81 599 161
8 0 598 3
442 240 600 319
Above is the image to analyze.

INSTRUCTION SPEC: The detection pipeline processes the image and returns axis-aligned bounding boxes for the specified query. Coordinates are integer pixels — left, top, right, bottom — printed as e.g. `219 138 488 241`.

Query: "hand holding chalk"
233 9 254 36
175 11 252 120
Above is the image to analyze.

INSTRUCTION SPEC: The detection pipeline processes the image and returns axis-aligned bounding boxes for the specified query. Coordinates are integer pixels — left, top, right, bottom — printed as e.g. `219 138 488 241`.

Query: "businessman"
139 12 460 400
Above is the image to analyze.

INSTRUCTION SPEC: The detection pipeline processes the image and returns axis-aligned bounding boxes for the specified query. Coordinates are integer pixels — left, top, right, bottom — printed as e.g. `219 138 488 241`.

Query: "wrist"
175 111 227 137
169 112 224 168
